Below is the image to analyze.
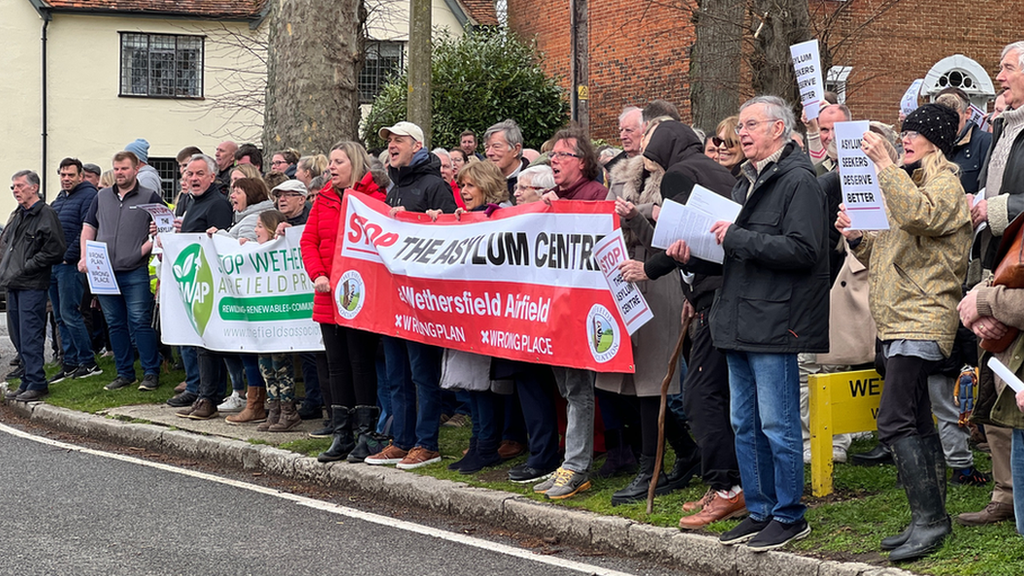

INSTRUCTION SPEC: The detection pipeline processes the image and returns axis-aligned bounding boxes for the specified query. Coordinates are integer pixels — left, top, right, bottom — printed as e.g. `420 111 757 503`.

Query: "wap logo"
172 244 214 336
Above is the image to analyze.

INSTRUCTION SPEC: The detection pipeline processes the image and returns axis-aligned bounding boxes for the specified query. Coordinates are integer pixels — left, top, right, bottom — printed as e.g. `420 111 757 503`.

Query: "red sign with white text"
330 194 635 373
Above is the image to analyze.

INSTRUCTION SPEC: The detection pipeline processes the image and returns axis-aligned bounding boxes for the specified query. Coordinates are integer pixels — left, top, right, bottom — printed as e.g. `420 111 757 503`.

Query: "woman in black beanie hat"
834 103 972 562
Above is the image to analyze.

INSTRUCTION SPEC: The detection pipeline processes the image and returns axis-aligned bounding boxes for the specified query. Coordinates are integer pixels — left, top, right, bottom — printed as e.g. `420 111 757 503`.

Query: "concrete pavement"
1 398 914 576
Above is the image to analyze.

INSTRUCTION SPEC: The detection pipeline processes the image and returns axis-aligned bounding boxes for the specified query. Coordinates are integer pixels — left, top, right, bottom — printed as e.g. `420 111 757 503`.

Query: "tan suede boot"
257 400 281 432
269 400 302 432
226 386 267 425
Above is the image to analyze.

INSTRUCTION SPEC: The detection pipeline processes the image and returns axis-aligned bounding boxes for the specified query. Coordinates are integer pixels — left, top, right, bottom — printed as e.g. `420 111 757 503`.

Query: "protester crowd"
7 40 1024 563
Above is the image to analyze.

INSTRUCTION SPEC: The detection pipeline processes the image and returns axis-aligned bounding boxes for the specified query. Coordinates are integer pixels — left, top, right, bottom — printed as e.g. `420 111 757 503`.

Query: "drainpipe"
41 15 50 201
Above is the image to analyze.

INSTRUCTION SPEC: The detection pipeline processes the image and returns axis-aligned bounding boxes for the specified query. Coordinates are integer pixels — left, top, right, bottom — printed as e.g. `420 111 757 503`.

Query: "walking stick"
647 313 692 514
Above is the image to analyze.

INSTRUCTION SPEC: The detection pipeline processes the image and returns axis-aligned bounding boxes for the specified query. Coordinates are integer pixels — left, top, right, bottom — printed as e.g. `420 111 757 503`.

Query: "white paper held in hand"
987 356 1024 393
651 185 741 264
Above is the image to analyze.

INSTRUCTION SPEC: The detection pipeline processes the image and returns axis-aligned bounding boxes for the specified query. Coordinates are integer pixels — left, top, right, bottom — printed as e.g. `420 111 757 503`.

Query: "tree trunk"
263 0 365 155
408 0 432 147
689 0 745 135
750 0 813 107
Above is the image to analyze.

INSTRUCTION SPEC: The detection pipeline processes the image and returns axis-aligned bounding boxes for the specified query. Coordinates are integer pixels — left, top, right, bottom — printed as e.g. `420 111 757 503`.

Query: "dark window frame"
360 40 405 104
148 157 180 203
119 32 205 99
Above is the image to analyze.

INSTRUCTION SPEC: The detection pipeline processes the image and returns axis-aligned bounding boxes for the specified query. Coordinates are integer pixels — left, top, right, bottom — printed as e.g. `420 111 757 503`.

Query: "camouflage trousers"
258 353 294 401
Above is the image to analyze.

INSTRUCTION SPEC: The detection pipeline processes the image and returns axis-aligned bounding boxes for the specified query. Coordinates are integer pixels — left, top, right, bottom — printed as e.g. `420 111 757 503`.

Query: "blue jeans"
469 390 500 451
97 266 160 380
8 289 48 391
1012 428 1024 536
48 263 93 367
727 351 805 524
375 354 392 433
382 336 442 452
181 346 200 393
516 367 560 470
222 354 264 390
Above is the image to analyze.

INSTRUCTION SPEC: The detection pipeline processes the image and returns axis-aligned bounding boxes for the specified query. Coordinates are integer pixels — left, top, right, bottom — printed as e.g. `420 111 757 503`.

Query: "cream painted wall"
0 0 46 217
1 6 266 215
1 0 465 217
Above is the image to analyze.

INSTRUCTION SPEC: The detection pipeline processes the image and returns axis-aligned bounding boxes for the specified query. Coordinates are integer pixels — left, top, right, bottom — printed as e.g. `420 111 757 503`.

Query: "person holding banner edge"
301 141 386 463
835 103 971 561
367 121 457 470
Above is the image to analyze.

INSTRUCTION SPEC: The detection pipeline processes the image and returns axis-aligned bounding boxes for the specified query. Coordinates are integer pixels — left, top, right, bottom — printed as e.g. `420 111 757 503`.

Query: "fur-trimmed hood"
609 155 664 207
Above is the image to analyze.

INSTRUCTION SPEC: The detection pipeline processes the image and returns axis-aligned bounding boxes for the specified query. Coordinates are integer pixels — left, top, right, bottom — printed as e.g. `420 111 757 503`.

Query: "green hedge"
361 28 570 151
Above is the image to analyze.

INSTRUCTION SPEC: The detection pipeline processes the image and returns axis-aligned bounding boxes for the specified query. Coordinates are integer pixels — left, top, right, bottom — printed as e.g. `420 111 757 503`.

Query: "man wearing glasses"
1 170 66 402
273 179 311 226
666 96 829 551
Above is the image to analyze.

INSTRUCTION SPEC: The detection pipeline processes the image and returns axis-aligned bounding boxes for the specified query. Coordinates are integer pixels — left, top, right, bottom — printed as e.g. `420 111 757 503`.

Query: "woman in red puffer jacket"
301 141 385 464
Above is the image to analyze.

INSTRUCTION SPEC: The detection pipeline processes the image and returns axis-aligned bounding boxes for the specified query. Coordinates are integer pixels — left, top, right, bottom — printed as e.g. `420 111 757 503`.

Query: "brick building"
508 0 1016 143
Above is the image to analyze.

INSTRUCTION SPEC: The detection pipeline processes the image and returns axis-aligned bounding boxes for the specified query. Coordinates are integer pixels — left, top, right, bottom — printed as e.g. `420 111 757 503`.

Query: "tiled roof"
460 0 497 26
41 0 267 19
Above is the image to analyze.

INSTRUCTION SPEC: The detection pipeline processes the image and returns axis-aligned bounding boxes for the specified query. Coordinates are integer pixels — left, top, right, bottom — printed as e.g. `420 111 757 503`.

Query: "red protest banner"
330 194 635 373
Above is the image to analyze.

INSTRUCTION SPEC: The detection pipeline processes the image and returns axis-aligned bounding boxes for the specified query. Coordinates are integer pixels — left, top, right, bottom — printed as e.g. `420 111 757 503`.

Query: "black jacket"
0 200 66 290
640 121 736 311
815 170 847 287
950 123 991 195
386 150 458 213
180 183 233 233
689 141 830 353
977 114 1024 268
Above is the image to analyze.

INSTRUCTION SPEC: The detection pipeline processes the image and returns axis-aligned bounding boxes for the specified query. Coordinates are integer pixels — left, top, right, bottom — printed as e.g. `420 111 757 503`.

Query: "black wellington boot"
887 435 952 562
318 406 354 462
610 454 672 506
885 434 948 550
347 405 383 463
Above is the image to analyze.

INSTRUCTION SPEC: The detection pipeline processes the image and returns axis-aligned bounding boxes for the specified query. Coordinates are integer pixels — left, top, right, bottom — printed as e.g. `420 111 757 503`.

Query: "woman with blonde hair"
714 115 745 177
301 141 386 463
296 154 328 189
836 103 971 562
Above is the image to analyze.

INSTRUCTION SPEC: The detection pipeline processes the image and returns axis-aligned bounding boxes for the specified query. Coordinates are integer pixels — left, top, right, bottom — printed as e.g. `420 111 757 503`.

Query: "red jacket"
301 174 384 324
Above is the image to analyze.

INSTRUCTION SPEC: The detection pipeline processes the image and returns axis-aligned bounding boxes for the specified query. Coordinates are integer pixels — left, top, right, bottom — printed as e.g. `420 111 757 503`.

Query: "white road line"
0 422 638 576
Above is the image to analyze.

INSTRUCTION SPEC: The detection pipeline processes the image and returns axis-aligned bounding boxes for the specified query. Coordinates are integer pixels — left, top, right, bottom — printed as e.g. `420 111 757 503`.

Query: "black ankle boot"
665 421 701 491
308 406 334 439
596 429 638 478
458 437 503 474
347 405 382 463
318 406 354 462
887 435 951 562
610 454 671 506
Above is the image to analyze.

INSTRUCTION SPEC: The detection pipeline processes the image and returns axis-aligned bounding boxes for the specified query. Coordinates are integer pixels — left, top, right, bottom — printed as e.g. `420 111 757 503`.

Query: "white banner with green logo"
158 226 324 352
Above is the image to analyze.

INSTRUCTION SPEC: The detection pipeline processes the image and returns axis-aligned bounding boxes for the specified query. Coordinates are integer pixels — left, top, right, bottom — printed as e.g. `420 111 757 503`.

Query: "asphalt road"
0 423 695 576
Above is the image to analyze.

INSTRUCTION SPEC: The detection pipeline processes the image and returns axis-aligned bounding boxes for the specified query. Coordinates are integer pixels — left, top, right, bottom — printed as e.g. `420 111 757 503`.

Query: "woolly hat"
900 104 959 157
124 138 150 164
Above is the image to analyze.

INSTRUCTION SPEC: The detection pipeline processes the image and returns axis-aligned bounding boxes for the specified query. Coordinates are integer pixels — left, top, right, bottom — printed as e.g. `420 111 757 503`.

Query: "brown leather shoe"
498 440 526 460
269 400 301 432
678 491 747 530
956 501 1015 526
226 386 267 425
683 488 715 512
174 381 187 394
187 398 218 420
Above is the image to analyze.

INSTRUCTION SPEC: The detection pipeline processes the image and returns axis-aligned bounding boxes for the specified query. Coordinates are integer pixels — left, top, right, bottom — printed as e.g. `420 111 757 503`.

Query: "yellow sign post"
808 369 884 496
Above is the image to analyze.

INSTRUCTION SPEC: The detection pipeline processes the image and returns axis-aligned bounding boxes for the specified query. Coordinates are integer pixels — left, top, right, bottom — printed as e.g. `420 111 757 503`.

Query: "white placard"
790 40 825 120
652 186 742 264
593 231 653 335
900 79 924 116
84 240 120 295
967 103 989 132
135 203 175 234
987 356 1024 394
835 121 889 231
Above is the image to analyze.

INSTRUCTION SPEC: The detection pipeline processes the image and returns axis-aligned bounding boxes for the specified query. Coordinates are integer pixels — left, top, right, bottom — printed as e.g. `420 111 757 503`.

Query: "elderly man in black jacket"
2 170 67 402
663 95 830 551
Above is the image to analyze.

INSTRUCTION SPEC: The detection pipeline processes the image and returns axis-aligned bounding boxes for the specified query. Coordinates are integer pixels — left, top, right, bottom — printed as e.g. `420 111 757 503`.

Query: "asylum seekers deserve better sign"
159 227 325 352
331 194 636 373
